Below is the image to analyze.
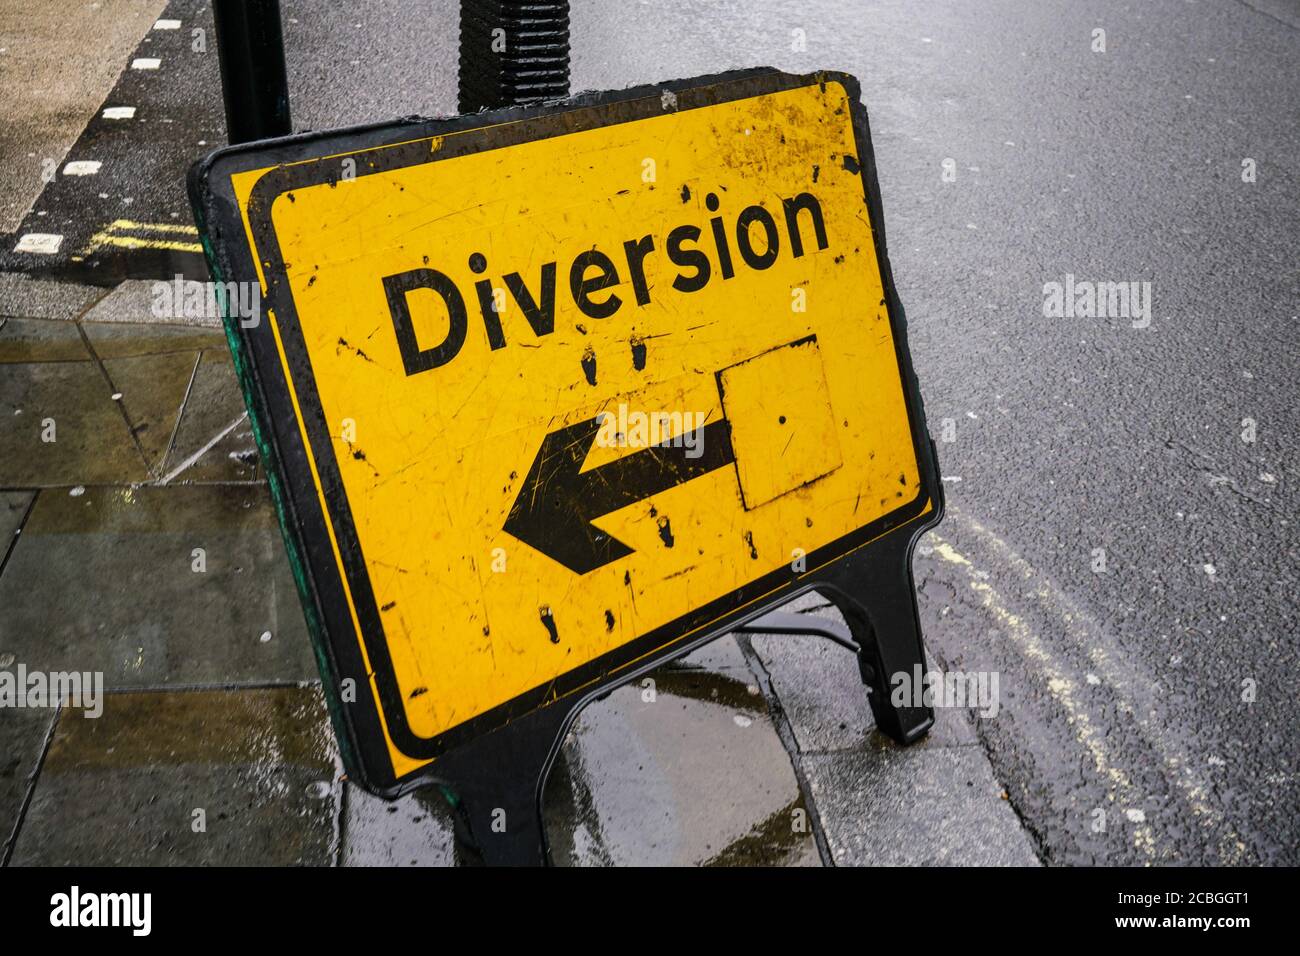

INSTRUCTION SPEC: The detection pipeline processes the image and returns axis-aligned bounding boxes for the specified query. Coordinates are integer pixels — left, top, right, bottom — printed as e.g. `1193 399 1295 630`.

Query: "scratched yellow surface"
231 80 922 777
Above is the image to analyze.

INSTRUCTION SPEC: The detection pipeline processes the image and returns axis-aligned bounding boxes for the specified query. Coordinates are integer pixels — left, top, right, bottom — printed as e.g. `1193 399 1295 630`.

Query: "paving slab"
101 349 198 473
9 687 338 865
749 620 978 753
804 746 1040 867
341 783 455 867
0 274 103 321
0 706 56 859
160 349 258 483
82 279 222 328
543 669 819 867
0 316 90 363
775 590 836 615
0 357 148 485
0 484 316 688
669 632 752 674
82 320 225 358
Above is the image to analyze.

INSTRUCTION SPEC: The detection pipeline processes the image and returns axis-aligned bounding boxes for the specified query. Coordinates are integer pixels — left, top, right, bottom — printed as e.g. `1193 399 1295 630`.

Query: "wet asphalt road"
2 0 1297 865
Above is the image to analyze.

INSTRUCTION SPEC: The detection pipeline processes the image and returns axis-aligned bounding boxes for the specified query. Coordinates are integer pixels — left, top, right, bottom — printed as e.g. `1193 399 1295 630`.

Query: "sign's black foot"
423 707 571 867
822 529 936 746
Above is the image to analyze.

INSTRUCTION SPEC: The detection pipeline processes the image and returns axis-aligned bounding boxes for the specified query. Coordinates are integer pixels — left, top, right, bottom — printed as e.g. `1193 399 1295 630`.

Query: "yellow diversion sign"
191 69 942 794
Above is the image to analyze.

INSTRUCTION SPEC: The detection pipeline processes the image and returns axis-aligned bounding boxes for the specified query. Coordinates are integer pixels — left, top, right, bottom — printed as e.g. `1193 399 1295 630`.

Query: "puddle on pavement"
0 317 91 363
0 358 149 485
0 484 316 687
335 658 819 866
10 687 338 866
541 664 819 866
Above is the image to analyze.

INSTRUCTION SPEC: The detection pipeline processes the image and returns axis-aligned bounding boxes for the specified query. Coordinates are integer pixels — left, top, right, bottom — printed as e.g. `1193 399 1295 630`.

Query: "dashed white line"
14 234 63 254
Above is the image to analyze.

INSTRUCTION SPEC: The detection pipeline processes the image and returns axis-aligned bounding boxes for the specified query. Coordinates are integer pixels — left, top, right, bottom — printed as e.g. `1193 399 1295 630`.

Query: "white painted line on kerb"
14 234 63 254
63 161 102 176
153 18 182 29
103 106 136 120
131 58 161 70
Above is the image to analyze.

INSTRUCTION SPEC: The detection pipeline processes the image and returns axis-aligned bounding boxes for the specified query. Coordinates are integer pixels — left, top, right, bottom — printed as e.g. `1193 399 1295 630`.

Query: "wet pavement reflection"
543 659 820 867
0 307 1030 866
9 688 338 866
0 484 316 688
340 645 821 867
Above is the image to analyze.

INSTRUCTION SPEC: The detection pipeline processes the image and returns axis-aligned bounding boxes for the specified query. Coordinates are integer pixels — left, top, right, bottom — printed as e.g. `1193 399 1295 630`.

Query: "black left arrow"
504 415 735 574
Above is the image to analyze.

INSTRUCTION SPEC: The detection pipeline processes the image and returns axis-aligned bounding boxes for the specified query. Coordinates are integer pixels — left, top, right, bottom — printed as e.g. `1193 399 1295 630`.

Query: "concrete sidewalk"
0 273 1038 866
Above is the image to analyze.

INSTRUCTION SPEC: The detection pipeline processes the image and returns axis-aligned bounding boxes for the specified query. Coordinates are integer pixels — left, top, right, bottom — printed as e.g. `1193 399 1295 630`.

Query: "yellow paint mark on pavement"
85 219 201 254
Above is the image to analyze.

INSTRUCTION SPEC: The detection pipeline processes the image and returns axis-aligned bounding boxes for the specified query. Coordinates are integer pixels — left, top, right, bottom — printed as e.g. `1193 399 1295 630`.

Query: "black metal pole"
213 0 292 144
459 0 570 112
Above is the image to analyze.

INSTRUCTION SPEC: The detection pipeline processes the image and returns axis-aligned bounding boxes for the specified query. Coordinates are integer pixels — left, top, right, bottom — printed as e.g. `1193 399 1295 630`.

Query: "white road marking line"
131 57 161 70
153 18 182 29
930 531 1159 859
63 160 102 176
103 106 136 119
14 234 63 254
938 505 1250 864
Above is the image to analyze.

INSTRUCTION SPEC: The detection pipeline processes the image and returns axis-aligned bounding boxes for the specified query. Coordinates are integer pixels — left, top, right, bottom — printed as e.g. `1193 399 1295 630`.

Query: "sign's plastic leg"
424 705 570 867
823 528 936 745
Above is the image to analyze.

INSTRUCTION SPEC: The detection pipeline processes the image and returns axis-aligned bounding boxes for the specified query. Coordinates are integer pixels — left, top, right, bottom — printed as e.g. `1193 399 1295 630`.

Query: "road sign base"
734 610 860 653
429 508 940 866
425 704 571 866
736 514 940 745
823 528 938 744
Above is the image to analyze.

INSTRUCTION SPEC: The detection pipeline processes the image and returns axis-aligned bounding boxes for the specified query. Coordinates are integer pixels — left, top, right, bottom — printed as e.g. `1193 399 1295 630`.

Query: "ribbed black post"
459 0 571 112
213 0 292 144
